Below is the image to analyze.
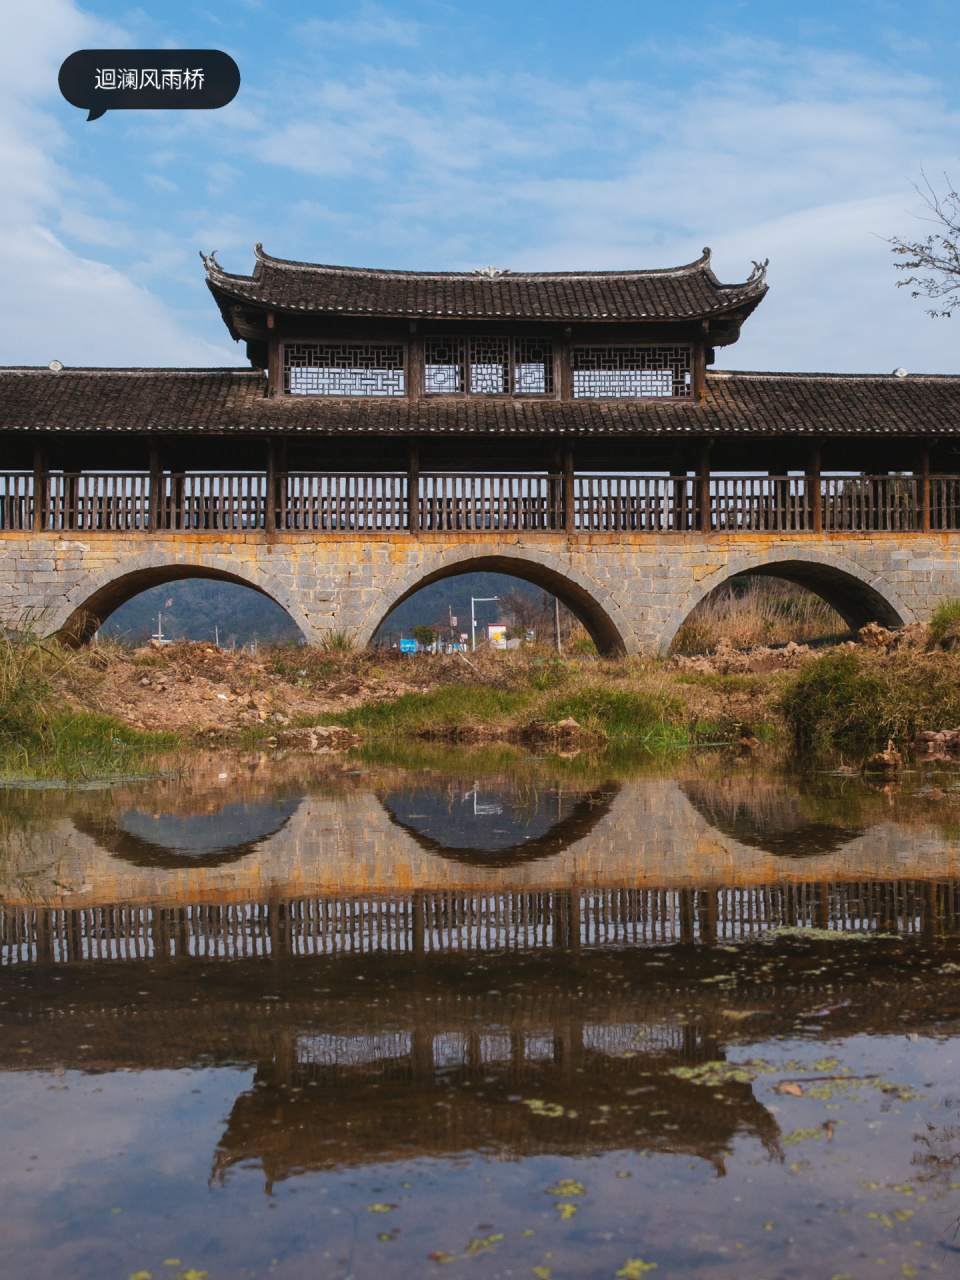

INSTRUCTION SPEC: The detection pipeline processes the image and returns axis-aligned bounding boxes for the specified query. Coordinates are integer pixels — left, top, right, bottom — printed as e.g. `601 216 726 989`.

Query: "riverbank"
6 619 960 776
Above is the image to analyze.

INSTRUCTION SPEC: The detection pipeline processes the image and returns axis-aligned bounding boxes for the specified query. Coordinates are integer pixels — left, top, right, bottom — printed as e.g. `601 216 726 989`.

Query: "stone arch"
358 548 634 655
54 551 311 646
658 549 914 655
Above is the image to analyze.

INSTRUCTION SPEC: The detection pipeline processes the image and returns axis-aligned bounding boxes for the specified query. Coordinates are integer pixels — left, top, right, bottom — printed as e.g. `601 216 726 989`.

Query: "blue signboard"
399 638 417 653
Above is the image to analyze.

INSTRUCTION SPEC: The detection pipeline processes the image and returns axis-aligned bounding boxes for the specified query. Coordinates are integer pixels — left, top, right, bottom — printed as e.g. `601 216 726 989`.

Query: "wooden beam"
696 439 712 532
809 442 822 534
265 437 276 533
694 328 708 403
408 443 420 534
32 441 46 532
149 443 163 531
563 443 575 533
267 339 281 398
559 327 573 401
407 321 424 402
919 443 931 533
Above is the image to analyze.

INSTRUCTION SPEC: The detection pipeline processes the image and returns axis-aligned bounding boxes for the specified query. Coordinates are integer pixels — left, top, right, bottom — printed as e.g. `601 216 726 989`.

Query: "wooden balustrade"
0 473 32 530
282 474 407 531
573 476 695 531
1 472 958 534
419 474 560 531
46 473 152 531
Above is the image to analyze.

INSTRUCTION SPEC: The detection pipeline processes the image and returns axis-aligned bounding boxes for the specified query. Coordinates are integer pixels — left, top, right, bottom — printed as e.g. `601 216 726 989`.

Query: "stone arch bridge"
3 526 955 654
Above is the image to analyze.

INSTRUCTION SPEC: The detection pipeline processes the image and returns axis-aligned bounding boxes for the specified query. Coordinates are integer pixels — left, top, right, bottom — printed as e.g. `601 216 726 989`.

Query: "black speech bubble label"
59 49 240 121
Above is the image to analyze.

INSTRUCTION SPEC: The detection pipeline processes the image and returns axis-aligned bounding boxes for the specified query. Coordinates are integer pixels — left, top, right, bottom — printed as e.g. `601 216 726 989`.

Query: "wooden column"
563 442 575 532
809 442 822 534
149 443 162 531
919 444 931 533
695 440 712 532
265 437 276 533
32 441 46 532
670 466 688 532
407 321 423 401
277 435 288 531
559 328 573 401
408 443 420 534
693 333 707 403
267 336 281 398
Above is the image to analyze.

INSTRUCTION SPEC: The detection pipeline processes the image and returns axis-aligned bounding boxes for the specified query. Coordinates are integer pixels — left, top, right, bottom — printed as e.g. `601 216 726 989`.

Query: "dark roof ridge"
0 366 261 377
201 244 765 292
711 369 960 382
246 243 723 281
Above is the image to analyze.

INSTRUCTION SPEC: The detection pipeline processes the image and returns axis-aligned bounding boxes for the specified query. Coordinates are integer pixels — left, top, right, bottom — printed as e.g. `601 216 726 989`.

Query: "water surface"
2 748 960 1279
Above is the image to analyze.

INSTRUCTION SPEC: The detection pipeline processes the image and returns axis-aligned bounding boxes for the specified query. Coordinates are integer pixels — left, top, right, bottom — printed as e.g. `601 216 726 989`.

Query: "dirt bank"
62 640 449 737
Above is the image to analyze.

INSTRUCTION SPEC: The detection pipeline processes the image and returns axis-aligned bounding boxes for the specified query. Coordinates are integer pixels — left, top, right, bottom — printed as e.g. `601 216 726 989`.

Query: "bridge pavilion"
2 246 960 652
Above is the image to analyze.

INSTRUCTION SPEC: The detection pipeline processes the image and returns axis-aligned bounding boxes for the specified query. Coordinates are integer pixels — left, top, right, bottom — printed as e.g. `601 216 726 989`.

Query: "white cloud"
297 5 422 48
0 0 242 367
234 41 960 371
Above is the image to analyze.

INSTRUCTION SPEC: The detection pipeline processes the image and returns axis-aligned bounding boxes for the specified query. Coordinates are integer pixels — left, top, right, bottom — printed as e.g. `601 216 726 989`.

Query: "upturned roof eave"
206 277 768 325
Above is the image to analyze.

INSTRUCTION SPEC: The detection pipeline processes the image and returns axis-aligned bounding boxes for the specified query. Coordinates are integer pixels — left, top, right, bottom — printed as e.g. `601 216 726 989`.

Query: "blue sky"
3 0 960 371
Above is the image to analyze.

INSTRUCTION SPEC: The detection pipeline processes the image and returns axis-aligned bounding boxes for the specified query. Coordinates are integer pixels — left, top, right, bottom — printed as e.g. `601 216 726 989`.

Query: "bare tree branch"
889 169 960 317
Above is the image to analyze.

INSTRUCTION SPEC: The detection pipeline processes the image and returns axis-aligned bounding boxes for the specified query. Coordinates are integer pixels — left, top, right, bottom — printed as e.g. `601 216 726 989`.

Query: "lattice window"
515 337 554 394
284 343 405 396
572 345 691 398
469 336 510 394
425 337 465 394
424 335 554 395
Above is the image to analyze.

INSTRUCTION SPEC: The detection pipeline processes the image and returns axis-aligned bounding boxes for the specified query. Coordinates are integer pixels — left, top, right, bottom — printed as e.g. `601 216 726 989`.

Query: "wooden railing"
1 472 957 534
420 474 560 531
282 474 407 531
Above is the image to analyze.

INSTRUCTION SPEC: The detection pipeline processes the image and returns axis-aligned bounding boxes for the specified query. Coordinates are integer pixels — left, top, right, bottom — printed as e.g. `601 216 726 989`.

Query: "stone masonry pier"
2 527 957 654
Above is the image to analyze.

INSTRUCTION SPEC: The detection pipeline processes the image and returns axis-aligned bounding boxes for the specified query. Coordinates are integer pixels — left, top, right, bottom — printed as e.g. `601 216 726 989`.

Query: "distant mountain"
374 573 542 640
101 580 303 647
101 572 546 648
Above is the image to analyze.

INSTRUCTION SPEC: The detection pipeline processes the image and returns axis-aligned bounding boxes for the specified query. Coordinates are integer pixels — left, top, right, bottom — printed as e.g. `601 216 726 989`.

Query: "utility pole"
554 595 562 654
471 596 499 652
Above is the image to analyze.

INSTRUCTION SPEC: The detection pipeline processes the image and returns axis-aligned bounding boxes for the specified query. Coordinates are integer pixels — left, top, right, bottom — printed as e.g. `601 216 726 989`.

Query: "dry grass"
0 629 169 779
670 578 848 653
778 639 960 751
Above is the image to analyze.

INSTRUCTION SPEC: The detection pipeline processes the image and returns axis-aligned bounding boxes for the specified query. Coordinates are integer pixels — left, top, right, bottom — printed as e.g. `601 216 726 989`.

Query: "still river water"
2 745 960 1280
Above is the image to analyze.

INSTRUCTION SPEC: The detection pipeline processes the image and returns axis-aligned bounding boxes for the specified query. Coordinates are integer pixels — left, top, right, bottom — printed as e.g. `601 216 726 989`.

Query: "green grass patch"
778 646 960 751
542 685 687 737
0 710 176 782
929 597 960 649
325 684 532 735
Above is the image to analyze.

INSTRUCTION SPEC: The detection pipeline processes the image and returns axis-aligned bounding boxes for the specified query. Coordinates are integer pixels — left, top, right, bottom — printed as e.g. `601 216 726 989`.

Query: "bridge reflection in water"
4 757 960 964
3 756 960 1199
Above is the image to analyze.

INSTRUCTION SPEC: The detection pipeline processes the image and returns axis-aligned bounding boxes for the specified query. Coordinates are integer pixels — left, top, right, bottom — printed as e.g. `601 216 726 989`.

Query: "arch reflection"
380 780 619 867
74 794 302 870
680 778 864 858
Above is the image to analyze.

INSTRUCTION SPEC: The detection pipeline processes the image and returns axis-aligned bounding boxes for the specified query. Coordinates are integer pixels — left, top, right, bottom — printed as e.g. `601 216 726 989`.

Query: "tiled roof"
203 245 768 323
2 367 960 436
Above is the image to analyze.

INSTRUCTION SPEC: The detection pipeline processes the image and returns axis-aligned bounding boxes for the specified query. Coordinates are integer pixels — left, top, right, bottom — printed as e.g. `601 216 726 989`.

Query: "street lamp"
470 596 499 652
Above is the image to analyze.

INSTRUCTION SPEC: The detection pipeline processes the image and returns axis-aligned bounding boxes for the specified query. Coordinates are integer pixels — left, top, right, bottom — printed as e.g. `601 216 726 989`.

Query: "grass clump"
778 644 960 751
929 597 960 649
778 650 886 751
542 685 685 737
0 629 173 781
327 684 529 736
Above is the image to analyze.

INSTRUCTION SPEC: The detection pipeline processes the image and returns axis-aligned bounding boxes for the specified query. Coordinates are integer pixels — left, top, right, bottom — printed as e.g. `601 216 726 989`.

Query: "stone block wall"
0 529 957 654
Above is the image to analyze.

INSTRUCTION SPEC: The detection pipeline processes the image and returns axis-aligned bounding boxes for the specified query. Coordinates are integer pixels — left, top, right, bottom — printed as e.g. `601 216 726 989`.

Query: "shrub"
929 597 960 649
778 649 888 750
779 645 960 751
